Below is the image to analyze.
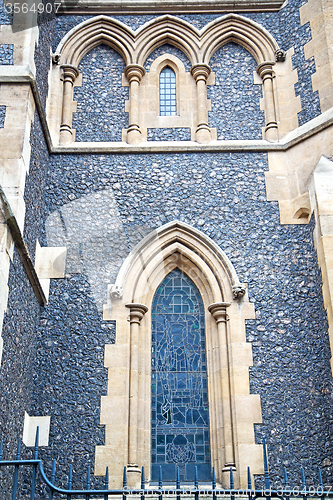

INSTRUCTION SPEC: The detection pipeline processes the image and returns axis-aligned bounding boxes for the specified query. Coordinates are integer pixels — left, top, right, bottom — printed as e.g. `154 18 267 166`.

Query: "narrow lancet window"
151 268 211 482
159 67 177 116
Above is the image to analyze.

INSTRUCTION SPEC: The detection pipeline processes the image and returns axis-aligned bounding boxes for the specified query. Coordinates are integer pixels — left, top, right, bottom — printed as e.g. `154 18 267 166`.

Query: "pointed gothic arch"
50 14 282 145
95 222 263 489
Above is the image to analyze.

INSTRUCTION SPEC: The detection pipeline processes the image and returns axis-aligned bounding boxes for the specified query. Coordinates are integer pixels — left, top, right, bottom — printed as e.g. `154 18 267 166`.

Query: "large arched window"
97 221 263 489
151 268 210 481
159 67 177 116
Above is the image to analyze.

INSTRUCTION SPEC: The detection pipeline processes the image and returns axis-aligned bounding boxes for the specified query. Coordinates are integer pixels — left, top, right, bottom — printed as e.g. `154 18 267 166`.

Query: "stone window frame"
122 54 214 142
48 13 287 147
95 221 263 490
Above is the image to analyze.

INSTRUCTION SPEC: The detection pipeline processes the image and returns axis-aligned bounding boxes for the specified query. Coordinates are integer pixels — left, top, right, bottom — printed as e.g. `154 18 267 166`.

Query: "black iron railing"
0 429 331 500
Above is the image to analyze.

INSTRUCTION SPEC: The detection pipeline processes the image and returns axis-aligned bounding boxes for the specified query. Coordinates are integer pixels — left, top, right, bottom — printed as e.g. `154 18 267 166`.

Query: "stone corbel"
109 284 123 300
124 65 145 145
257 61 278 142
232 283 246 299
191 64 212 144
59 64 79 145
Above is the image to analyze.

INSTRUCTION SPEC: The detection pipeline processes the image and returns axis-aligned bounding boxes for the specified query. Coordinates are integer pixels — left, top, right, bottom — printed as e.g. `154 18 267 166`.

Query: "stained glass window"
151 268 211 482
160 67 177 116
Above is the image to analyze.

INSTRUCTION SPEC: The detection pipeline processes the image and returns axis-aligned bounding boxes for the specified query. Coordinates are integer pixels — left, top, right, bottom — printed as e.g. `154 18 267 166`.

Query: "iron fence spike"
141 466 145 489
318 468 323 487
105 466 109 489
284 467 289 487
230 466 234 489
86 465 91 489
262 436 270 490
16 438 21 460
247 466 252 490
34 427 39 460
176 466 180 489
212 466 216 490
195 465 198 488
159 466 163 488
212 466 216 500
123 466 127 489
51 459 56 485
68 464 73 490
301 466 306 488
176 466 180 500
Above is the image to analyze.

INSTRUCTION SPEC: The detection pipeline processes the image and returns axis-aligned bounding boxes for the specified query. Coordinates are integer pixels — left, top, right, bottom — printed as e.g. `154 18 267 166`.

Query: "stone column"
59 65 79 145
257 62 278 142
125 303 148 487
191 64 212 144
208 302 235 475
124 64 145 145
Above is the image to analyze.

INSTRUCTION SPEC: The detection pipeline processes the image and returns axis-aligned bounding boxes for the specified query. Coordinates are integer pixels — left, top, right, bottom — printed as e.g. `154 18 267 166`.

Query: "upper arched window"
159 66 177 116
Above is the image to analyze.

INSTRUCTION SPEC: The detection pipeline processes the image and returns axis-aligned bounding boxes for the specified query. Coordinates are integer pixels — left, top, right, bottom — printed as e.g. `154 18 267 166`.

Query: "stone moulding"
96 221 263 489
58 0 285 14
51 13 281 145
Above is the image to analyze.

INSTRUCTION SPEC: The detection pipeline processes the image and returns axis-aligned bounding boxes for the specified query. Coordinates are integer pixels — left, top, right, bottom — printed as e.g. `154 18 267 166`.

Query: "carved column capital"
60 64 79 83
256 61 275 81
191 63 211 83
126 303 148 324
208 302 231 324
124 64 145 83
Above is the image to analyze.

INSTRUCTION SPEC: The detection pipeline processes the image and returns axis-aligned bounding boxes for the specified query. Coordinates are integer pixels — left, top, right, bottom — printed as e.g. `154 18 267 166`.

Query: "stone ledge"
1 71 333 154
57 0 285 14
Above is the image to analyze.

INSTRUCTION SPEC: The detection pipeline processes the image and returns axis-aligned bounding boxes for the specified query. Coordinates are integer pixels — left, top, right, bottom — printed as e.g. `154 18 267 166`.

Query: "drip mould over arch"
111 220 243 306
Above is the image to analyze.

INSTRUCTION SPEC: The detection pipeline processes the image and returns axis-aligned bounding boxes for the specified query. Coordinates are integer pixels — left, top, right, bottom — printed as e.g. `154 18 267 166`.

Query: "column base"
59 125 73 145
265 123 278 142
127 126 142 145
221 465 237 488
126 464 141 489
195 125 212 144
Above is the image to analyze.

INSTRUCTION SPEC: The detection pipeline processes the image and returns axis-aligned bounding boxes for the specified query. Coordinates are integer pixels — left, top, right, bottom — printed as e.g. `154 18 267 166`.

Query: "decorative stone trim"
191 64 212 143
125 303 148 487
109 284 123 299
124 65 146 145
58 0 286 15
59 64 80 145
257 61 278 142
300 0 333 113
96 221 262 489
51 14 283 145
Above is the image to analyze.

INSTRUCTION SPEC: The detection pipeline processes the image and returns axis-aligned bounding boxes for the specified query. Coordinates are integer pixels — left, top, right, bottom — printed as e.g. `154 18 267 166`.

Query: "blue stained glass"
159 67 177 116
151 269 211 482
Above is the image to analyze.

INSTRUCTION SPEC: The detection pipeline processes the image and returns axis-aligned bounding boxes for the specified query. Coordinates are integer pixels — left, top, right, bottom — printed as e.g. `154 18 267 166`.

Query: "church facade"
0 0 333 493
